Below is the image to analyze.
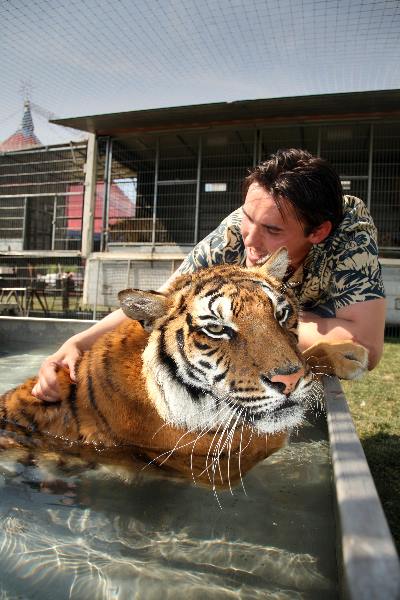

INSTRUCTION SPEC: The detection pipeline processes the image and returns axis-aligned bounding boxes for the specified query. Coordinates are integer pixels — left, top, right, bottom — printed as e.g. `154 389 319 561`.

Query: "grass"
342 341 400 552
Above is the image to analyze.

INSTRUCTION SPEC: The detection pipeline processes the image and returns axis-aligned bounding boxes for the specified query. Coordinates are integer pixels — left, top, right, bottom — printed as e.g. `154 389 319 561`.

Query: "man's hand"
31 341 82 401
298 298 386 370
31 308 130 401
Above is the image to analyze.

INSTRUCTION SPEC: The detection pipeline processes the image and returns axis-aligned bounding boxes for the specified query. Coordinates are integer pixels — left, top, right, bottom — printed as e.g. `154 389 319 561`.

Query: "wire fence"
0 122 399 328
1 124 400 254
0 143 87 251
104 122 400 253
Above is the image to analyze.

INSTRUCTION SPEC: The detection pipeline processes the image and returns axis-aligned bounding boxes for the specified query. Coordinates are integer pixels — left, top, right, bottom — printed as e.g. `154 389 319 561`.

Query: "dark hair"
243 148 343 235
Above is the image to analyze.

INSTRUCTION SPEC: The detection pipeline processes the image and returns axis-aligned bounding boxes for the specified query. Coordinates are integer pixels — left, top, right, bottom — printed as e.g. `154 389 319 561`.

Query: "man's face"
241 183 315 269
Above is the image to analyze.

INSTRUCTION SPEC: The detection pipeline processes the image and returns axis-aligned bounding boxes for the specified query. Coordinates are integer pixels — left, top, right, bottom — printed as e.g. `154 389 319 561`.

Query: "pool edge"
324 376 400 600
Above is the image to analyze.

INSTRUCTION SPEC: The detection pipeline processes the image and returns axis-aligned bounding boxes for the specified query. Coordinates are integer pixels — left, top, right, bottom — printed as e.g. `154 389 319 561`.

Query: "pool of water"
0 348 338 599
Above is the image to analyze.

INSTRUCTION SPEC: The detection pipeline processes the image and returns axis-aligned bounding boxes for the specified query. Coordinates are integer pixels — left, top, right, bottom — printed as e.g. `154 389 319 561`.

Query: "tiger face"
119 248 319 437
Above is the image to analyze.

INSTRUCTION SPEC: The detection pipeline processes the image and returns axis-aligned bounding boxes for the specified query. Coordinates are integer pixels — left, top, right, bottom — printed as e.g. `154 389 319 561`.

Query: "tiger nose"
270 367 305 395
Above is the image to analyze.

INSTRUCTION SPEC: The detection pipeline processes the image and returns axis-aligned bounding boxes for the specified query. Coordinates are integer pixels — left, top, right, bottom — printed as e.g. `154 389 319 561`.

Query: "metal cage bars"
0 143 87 252
0 124 399 254
0 191 84 251
102 122 400 252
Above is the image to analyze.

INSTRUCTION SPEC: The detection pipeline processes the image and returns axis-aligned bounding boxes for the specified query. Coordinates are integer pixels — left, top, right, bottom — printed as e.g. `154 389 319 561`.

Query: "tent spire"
0 99 41 152
21 100 35 137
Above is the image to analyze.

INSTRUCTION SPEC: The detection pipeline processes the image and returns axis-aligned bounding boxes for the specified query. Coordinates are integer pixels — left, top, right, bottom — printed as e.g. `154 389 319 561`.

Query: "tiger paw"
303 340 369 380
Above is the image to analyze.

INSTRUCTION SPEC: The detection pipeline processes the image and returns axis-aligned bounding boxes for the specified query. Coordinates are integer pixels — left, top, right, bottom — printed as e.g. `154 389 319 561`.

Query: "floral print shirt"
176 195 385 317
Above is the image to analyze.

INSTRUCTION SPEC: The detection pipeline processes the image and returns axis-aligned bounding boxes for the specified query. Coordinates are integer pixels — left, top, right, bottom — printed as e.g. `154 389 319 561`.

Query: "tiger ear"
118 288 169 330
255 247 289 281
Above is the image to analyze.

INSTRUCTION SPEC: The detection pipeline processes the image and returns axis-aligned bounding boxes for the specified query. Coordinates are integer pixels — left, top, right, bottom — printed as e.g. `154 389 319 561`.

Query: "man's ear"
118 288 169 330
307 220 332 244
254 247 289 281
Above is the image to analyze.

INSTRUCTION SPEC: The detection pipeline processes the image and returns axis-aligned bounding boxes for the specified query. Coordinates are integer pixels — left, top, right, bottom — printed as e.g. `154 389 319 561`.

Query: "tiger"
0 248 368 489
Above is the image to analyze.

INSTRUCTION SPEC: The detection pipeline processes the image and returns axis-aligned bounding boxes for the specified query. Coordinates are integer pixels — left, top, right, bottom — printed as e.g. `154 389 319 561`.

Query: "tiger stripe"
86 354 114 438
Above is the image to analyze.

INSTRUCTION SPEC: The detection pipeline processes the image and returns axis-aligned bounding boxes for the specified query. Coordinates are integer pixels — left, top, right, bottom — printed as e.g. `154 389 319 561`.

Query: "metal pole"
93 258 101 320
194 136 202 244
151 139 160 249
367 123 374 211
81 133 97 258
22 196 28 250
105 138 113 249
101 137 113 252
51 195 57 250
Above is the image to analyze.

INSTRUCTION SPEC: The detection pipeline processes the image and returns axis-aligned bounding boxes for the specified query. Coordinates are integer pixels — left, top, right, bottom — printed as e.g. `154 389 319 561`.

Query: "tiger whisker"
189 404 234 485
304 355 333 372
145 401 235 470
150 398 235 483
312 371 333 377
226 411 242 495
189 420 219 485
150 421 169 440
304 353 329 362
306 363 332 371
198 406 235 482
213 412 237 493
143 416 216 470
199 413 232 482
212 486 223 511
209 410 236 486
153 400 235 482
208 412 237 512
238 418 247 496
237 412 254 455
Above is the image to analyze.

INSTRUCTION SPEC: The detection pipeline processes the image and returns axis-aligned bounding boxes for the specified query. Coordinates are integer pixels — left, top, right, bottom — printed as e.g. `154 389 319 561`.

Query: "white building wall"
381 260 400 325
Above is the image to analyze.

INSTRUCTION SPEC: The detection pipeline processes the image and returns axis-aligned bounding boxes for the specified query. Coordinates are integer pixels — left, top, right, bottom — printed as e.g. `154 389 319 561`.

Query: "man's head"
241 149 343 268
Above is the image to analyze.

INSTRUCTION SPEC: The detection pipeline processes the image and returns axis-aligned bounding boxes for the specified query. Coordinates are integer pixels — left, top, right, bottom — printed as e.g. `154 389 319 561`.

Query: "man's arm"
298 297 386 370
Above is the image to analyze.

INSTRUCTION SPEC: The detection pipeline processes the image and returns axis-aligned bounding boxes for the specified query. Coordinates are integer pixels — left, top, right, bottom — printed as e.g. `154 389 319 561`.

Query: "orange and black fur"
0 249 368 488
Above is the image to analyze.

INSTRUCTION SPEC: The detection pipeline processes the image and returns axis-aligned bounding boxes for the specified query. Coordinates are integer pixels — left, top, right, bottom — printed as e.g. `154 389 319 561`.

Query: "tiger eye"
206 324 225 334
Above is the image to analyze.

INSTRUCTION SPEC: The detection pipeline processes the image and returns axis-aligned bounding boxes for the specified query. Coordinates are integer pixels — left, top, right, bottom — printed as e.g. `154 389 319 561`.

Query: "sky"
1 0 399 145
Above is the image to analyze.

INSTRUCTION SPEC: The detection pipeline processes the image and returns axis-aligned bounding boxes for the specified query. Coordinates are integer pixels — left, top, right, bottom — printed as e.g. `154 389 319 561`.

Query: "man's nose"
245 223 263 247
266 367 305 395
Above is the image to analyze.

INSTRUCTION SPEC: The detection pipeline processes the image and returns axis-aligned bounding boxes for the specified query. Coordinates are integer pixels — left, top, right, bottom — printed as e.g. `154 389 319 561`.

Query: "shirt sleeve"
330 220 386 312
300 196 386 316
176 208 245 275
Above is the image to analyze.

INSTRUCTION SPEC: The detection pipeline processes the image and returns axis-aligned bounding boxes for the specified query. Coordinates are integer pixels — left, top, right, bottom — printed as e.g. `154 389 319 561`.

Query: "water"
0 348 338 599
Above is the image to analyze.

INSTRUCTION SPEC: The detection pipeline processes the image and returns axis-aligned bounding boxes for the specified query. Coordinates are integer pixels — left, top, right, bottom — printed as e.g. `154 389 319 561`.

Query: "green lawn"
342 341 400 552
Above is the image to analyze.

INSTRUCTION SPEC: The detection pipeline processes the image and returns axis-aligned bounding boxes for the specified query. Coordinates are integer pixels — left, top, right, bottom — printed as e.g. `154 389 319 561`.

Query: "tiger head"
118 248 320 437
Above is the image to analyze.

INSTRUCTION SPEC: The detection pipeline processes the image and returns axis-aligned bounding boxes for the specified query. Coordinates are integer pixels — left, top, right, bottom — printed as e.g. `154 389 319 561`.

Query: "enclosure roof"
52 90 400 136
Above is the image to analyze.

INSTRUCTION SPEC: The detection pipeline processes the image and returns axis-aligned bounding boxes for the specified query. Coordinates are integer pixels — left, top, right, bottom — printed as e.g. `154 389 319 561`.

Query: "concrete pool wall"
1 316 399 599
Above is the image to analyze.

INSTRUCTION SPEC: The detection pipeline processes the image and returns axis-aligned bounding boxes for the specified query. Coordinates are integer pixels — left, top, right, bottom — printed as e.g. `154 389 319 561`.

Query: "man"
32 148 386 401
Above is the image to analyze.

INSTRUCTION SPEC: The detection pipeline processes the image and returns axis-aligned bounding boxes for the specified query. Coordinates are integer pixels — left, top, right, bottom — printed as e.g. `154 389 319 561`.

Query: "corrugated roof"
51 90 400 136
